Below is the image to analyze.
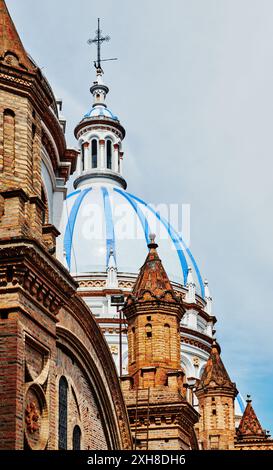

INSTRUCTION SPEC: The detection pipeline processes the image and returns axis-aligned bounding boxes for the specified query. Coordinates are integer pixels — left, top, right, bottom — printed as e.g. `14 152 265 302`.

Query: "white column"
99 139 105 169
83 142 90 171
119 151 124 174
76 148 81 174
113 144 119 172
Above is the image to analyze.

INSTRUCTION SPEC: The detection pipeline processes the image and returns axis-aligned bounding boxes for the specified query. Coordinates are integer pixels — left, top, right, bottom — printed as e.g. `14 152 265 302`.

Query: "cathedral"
0 0 272 451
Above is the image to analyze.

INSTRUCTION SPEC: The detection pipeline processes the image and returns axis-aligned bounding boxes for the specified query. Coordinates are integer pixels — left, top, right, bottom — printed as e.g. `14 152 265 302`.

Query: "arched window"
145 324 152 360
3 109 15 173
91 139 97 168
131 327 135 363
58 376 68 450
73 425 81 450
164 324 171 360
106 140 112 169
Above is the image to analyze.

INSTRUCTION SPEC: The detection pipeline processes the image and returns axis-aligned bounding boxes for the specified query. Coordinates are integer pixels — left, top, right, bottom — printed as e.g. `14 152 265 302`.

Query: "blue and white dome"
60 66 205 296
84 105 118 121
61 183 205 297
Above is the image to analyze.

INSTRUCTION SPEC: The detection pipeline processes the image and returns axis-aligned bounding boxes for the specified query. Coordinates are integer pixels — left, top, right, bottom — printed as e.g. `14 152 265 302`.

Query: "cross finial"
87 18 112 72
148 233 158 250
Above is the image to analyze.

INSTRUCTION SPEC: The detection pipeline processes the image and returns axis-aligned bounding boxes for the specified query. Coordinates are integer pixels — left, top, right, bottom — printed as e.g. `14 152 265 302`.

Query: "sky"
6 0 273 430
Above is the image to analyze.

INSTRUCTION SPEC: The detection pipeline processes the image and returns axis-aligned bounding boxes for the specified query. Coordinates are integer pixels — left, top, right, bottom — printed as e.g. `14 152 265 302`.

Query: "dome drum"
75 118 126 141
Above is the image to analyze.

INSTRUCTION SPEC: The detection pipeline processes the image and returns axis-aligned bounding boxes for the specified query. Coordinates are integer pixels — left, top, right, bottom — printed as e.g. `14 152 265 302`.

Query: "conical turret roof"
237 397 267 440
0 0 36 72
198 341 235 390
132 235 175 300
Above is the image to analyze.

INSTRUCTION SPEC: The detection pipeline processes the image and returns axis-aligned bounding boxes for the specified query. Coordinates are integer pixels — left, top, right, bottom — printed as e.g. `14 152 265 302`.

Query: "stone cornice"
183 301 217 324
42 224 60 238
0 239 77 315
195 384 238 399
123 297 185 322
180 326 213 345
0 188 29 202
0 63 52 116
74 171 127 190
75 118 126 140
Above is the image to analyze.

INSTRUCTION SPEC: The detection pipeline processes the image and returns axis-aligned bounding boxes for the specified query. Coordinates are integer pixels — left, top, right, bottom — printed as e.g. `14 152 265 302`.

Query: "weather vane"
87 18 117 71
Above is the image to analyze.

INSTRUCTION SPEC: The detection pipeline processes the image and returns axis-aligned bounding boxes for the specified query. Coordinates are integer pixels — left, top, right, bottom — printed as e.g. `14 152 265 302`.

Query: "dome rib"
101 186 116 266
64 188 92 270
114 188 150 245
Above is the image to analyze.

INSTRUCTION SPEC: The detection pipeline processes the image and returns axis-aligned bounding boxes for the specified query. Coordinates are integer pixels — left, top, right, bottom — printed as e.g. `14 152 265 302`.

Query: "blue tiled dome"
61 184 205 297
84 105 118 121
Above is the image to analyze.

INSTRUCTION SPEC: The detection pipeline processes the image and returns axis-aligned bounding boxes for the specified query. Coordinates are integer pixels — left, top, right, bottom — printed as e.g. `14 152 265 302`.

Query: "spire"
198 340 235 390
237 396 267 440
186 266 196 303
106 248 118 288
74 19 126 191
0 0 36 72
87 18 115 108
90 67 109 108
132 234 175 300
204 279 213 314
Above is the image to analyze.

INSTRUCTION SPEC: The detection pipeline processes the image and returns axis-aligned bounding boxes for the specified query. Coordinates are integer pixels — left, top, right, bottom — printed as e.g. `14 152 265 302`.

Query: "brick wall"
197 394 236 450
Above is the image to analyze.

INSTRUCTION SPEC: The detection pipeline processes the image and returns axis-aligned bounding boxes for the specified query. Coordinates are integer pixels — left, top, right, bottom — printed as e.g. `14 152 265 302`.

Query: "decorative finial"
187 267 195 286
148 233 158 250
204 278 213 314
106 246 118 288
186 266 196 303
87 18 117 73
246 394 252 403
107 246 116 268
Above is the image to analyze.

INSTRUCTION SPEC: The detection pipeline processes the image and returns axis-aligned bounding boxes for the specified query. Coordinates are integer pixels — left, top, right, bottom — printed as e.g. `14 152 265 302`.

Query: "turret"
123 234 185 389
235 395 273 449
121 235 199 450
195 341 238 449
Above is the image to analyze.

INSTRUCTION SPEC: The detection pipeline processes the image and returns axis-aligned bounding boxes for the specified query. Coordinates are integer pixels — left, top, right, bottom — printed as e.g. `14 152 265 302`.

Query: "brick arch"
56 325 131 450
42 131 58 174
3 108 15 117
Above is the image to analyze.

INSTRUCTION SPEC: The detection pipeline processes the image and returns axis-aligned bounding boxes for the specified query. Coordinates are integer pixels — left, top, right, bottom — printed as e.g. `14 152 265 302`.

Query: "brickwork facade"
0 0 131 451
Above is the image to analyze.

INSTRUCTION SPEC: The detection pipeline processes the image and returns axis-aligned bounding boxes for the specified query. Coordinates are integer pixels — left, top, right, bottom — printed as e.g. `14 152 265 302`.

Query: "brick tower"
121 235 199 450
235 396 273 450
0 0 78 449
195 341 238 450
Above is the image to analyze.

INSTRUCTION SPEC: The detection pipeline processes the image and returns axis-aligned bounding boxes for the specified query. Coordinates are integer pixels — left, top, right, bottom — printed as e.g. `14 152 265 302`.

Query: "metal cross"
88 18 116 70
